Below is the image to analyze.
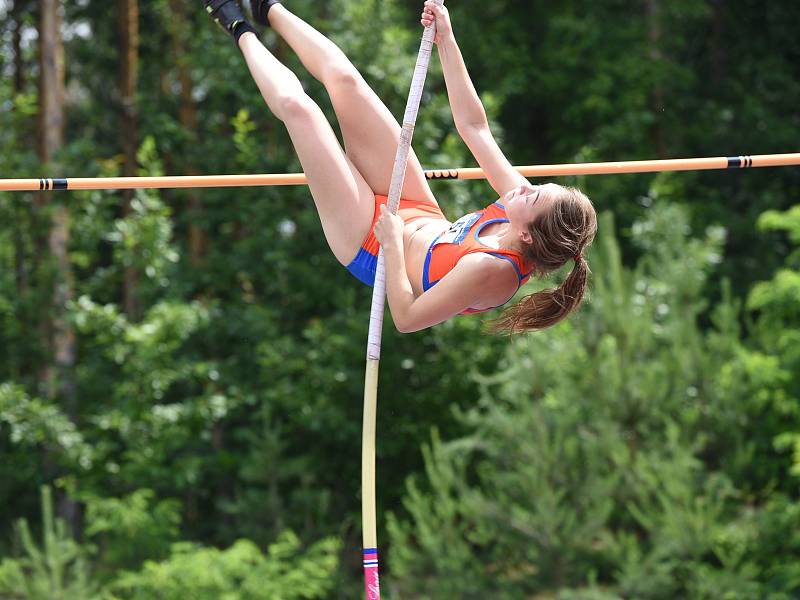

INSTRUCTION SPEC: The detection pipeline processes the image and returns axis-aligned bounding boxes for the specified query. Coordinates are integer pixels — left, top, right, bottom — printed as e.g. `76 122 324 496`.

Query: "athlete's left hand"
374 203 404 251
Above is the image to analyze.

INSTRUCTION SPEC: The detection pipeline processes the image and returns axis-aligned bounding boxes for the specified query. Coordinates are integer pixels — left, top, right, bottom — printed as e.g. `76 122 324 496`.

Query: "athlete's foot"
204 0 257 43
249 0 281 27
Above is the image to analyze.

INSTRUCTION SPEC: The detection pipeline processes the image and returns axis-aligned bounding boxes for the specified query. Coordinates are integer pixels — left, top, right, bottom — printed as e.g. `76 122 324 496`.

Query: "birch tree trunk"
39 0 79 533
39 0 70 401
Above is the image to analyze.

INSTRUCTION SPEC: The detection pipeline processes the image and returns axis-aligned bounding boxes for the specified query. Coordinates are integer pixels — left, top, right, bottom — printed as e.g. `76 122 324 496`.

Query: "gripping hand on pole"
421 0 452 45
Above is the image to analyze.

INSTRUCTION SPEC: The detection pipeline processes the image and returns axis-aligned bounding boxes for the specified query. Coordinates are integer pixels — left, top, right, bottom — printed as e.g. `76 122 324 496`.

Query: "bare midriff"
402 217 450 296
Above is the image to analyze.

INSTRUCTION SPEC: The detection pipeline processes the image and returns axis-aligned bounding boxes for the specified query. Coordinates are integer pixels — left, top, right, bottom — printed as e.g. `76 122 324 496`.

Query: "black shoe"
249 0 281 27
205 0 253 39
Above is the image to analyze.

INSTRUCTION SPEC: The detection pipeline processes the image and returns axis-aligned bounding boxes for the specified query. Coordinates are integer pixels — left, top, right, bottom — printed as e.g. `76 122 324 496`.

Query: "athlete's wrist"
381 238 403 257
437 31 456 51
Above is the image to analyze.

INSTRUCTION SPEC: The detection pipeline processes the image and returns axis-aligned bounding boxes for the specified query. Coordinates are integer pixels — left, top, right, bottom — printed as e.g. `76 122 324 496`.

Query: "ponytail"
488 183 596 334
490 256 590 334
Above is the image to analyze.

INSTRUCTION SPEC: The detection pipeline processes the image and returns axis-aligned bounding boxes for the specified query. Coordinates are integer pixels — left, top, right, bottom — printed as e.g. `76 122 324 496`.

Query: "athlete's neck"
496 223 526 253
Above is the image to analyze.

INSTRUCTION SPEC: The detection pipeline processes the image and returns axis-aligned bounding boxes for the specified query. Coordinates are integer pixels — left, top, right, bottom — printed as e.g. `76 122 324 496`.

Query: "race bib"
434 212 481 246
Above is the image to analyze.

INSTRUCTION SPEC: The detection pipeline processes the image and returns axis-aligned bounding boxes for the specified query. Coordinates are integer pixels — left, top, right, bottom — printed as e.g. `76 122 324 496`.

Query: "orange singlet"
346 197 533 315
423 200 533 314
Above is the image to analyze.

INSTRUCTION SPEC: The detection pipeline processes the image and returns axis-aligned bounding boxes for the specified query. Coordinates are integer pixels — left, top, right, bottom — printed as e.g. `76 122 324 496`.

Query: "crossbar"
1 153 797 192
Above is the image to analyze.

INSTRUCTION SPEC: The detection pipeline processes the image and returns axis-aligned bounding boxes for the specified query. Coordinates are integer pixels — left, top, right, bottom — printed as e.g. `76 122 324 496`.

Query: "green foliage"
0 488 339 600
105 137 180 301
106 532 340 600
388 204 800 598
0 486 96 600
83 489 181 574
2 0 800 596
750 205 800 480
0 384 91 467
0 385 93 533
749 205 800 333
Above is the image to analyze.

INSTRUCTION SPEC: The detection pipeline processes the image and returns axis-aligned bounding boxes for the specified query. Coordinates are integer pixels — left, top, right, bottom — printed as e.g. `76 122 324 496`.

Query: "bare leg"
237 32 375 264
268 5 438 206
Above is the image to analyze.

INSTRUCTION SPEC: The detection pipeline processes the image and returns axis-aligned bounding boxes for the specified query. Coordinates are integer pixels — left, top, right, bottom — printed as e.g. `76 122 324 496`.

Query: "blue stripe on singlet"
473 218 508 243
422 232 443 291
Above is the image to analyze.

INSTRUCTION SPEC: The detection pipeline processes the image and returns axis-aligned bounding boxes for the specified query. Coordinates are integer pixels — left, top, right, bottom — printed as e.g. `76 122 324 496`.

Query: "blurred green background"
1 0 799 598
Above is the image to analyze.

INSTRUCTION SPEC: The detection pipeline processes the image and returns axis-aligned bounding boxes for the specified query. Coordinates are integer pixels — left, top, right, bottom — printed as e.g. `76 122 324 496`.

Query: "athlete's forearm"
437 33 488 130
381 245 416 333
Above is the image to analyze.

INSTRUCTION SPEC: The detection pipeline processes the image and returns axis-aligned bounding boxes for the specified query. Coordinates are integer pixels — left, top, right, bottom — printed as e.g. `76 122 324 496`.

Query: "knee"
274 93 316 121
325 67 362 94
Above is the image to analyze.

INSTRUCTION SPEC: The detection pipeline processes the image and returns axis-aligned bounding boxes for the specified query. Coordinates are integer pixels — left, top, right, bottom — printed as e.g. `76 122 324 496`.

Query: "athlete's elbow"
398 318 439 334
394 319 417 334
392 314 424 334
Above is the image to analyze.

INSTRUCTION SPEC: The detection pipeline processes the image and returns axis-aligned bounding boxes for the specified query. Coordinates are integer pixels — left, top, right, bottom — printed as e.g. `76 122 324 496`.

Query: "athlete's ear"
520 229 533 245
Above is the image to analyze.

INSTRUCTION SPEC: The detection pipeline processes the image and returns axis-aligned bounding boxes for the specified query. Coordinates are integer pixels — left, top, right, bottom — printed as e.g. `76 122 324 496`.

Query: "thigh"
283 99 376 265
328 74 439 208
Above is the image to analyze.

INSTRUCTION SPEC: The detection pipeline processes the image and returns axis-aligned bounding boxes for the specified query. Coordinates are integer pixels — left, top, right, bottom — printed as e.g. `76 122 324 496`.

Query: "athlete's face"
503 183 556 243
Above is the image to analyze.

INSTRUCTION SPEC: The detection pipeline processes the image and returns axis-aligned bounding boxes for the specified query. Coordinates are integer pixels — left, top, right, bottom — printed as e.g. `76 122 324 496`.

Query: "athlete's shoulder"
457 253 519 309
459 252 520 286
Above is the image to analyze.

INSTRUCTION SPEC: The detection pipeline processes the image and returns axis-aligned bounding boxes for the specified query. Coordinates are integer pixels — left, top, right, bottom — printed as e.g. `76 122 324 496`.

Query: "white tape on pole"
366 1 443 360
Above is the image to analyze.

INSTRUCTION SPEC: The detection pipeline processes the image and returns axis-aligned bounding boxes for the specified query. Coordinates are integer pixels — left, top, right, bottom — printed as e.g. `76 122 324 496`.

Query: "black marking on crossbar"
727 156 753 169
38 178 68 191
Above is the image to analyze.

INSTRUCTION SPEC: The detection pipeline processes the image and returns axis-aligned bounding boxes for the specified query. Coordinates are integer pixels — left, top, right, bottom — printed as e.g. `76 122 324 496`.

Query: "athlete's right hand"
421 1 453 45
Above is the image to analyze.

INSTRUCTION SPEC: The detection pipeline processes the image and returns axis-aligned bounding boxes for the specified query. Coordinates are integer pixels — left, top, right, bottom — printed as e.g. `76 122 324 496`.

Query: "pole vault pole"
361 3 442 599
2 153 798 192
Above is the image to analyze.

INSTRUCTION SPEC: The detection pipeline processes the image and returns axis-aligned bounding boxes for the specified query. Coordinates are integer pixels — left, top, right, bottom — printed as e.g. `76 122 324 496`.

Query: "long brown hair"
491 185 597 334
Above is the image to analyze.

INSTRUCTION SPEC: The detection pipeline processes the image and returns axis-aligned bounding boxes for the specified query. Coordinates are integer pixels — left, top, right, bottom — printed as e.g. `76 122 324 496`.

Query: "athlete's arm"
423 2 528 196
386 253 518 333
382 247 474 333
456 124 529 198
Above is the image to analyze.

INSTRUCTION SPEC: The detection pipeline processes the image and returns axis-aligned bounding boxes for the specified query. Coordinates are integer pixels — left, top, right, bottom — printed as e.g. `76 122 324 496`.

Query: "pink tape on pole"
363 548 380 600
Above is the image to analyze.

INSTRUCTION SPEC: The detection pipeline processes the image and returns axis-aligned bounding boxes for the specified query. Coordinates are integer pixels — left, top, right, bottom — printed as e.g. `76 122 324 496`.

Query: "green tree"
3 1 800 596
106 532 340 600
0 486 96 600
751 205 800 480
387 203 800 598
